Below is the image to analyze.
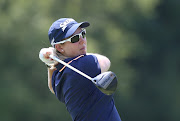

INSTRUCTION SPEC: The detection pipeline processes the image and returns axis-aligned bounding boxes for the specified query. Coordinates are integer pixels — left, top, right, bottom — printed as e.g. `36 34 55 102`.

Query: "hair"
54 48 68 60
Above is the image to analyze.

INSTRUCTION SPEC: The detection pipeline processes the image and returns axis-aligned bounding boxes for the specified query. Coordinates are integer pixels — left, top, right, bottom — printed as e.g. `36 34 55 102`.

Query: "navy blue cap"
48 18 90 46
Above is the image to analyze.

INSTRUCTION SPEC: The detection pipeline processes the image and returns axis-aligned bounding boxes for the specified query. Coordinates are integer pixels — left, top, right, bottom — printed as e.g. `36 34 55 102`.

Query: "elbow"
106 58 111 71
101 58 111 73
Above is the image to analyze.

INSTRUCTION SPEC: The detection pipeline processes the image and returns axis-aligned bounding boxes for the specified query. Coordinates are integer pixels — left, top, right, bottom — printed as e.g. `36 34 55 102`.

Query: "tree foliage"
0 0 179 121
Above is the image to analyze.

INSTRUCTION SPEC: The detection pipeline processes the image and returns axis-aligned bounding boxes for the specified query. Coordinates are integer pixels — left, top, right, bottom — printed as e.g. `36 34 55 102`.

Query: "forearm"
48 68 55 94
87 53 111 73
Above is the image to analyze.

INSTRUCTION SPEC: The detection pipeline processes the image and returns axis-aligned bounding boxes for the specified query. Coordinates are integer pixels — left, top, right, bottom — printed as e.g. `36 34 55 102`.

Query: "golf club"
49 55 118 95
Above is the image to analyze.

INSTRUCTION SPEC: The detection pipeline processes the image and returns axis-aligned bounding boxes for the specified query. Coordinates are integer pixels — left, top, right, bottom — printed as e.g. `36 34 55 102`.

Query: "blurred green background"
0 0 179 121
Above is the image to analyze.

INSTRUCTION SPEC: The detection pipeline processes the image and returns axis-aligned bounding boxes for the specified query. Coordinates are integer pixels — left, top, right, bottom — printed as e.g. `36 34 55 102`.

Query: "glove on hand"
39 47 58 67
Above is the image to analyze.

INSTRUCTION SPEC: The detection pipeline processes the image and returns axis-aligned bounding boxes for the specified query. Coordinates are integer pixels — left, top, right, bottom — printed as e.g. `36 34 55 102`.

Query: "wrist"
46 61 58 68
46 64 51 68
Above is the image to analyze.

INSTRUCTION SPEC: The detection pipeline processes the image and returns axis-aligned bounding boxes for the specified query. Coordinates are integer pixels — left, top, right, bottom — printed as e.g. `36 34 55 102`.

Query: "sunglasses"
52 29 86 45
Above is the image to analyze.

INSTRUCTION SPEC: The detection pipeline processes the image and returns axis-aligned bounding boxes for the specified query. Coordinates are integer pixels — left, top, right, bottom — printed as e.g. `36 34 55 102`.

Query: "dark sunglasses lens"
82 31 86 38
71 35 79 43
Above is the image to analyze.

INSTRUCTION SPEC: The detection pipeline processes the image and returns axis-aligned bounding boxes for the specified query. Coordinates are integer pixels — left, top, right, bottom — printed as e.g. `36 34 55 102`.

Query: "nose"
79 36 86 45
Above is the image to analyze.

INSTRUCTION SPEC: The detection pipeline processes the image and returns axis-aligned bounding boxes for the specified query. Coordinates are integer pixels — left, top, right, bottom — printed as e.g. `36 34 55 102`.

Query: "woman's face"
56 27 87 58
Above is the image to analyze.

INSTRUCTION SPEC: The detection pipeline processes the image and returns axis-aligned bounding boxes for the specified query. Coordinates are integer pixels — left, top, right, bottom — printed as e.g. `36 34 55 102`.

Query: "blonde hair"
54 48 68 60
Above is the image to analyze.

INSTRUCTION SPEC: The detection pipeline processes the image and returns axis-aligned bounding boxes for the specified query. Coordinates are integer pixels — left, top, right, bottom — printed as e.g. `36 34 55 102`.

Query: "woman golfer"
39 18 121 121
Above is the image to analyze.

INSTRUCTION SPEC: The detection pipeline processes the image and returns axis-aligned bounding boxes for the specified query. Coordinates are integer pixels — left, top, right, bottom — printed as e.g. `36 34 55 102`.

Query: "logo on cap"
60 18 74 32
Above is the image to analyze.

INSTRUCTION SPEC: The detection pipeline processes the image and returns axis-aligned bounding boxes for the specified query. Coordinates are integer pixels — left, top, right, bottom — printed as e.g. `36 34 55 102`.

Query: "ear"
55 44 64 53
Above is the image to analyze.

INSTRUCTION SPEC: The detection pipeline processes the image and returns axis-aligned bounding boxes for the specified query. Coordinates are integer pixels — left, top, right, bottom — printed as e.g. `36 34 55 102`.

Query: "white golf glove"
39 47 58 67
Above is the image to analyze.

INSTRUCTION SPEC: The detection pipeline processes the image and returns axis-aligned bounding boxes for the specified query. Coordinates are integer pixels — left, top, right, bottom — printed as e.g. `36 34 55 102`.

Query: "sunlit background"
0 0 179 121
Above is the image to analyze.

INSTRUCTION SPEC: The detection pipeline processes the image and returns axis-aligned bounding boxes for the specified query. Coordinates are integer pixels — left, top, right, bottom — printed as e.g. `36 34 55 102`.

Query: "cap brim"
65 22 90 39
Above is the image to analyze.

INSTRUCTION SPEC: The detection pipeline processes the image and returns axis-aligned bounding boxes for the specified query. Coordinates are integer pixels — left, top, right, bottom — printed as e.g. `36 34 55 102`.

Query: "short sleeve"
74 54 101 78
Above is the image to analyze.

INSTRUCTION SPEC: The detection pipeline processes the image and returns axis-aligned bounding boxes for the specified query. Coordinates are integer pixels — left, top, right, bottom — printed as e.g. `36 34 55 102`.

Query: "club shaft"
50 55 95 83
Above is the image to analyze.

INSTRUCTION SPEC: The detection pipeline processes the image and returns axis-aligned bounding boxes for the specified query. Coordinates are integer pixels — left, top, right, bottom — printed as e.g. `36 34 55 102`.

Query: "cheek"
64 44 79 56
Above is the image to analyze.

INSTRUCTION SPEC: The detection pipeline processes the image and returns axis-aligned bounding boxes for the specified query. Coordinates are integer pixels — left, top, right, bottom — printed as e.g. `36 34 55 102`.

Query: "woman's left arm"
48 68 55 94
87 53 111 73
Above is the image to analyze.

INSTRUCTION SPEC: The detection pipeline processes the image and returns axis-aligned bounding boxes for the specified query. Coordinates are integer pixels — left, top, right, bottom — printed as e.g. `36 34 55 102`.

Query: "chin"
81 52 86 55
83 50 87 54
